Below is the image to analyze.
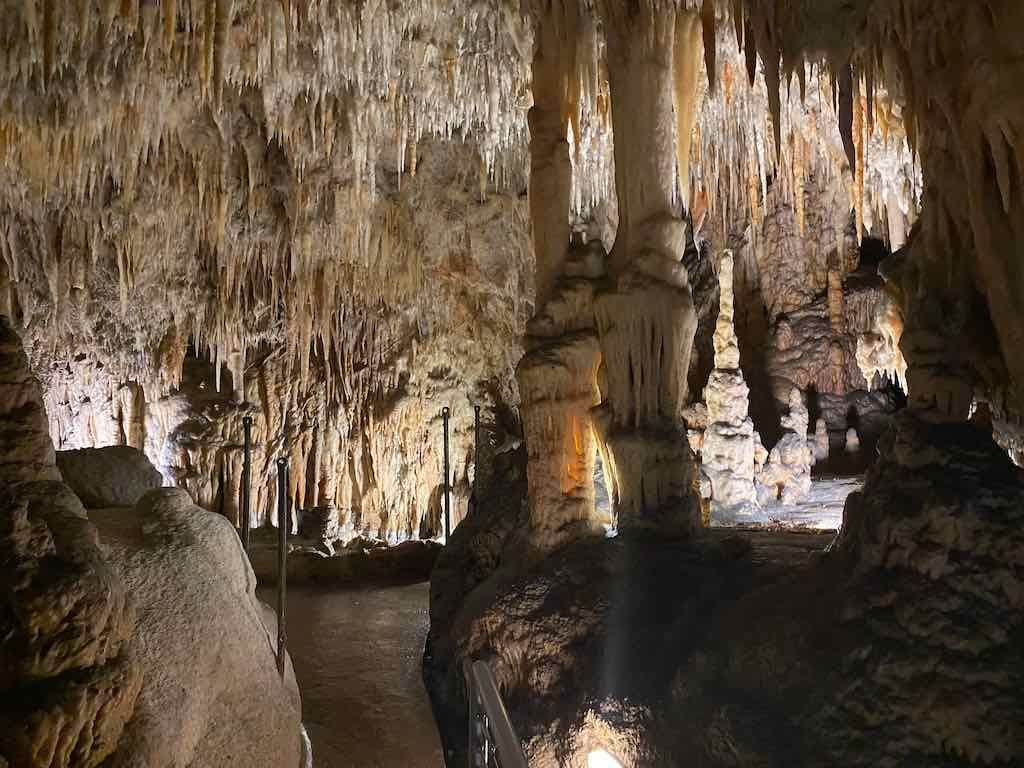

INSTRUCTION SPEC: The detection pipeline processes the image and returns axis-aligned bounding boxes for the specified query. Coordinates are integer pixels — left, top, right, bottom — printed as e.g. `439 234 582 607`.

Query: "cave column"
593 7 700 533
517 5 603 551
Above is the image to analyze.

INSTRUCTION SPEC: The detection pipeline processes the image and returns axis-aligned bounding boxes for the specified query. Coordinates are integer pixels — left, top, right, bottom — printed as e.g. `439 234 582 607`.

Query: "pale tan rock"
844 428 861 454
701 251 760 522
811 418 830 464
757 388 813 505
92 488 302 768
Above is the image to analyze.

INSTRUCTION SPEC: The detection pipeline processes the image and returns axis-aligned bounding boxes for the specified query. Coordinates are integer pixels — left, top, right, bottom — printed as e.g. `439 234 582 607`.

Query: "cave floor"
256 582 444 768
750 475 861 530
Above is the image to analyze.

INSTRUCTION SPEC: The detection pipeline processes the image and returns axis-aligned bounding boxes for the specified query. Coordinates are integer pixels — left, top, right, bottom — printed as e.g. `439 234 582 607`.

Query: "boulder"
56 446 163 508
90 488 302 768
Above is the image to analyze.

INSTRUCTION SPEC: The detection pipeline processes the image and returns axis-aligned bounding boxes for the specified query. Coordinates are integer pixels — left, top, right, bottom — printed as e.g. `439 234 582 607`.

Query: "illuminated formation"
1 0 1023 766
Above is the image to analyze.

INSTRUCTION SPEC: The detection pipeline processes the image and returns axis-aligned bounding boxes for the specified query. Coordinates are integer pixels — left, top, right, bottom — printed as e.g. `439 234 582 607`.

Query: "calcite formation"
593 5 701 534
517 10 603 552
700 250 759 522
91 489 302 768
0 0 1023 764
756 387 813 506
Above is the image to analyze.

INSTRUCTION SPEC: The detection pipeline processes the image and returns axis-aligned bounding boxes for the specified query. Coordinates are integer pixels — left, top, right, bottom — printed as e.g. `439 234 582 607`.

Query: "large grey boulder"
91 488 302 768
56 446 163 508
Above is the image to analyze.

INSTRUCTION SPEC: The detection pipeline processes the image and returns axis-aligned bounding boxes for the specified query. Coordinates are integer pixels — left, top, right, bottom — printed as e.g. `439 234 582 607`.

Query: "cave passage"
3 0 1024 767
256 584 444 768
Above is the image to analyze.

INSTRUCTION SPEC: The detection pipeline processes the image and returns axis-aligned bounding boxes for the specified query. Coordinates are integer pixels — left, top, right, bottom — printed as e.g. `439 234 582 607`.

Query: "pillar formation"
518 7 603 550
593 7 700 533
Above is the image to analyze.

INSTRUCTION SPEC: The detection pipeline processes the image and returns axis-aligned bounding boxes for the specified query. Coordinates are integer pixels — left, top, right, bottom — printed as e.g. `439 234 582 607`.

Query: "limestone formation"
756 387 813 505
429 412 1024 767
56 446 163 508
0 318 140 768
593 5 701 534
91 488 302 768
0 0 1023 765
516 10 604 552
811 418 830 464
700 251 759 522
844 428 861 455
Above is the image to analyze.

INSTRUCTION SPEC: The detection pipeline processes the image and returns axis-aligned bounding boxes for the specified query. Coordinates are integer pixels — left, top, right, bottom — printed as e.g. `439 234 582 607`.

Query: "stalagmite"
756 387 812 505
701 251 759 523
811 417 829 464
844 427 860 454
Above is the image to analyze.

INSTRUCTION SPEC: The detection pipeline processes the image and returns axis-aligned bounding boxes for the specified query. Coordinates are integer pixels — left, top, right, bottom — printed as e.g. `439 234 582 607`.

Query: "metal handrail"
465 660 528 768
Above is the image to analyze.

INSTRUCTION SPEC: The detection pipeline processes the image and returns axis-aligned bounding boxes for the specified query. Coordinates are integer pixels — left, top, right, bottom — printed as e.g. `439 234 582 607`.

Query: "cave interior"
1 0 1023 766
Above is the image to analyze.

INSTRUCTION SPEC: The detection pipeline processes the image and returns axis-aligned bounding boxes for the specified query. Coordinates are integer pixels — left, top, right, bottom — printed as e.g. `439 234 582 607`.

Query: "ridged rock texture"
0 316 140 768
700 250 760 521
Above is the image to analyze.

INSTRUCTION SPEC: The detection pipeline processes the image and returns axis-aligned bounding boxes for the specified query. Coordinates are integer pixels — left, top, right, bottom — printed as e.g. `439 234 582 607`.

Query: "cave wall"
23 140 531 541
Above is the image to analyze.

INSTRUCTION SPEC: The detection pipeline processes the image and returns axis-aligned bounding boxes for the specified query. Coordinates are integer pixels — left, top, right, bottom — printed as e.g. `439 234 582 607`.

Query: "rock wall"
0 316 141 768
2 317 303 767
427 413 1024 768
92 489 302 768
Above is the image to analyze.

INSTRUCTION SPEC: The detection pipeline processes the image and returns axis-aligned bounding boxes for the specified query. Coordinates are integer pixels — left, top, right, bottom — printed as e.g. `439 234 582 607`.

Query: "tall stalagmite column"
518 5 603 551
701 251 759 522
593 6 701 533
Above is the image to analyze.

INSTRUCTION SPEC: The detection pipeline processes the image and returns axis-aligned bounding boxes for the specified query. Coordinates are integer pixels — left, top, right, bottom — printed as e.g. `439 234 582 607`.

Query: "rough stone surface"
0 318 60 486
90 488 302 768
428 416 1024 767
756 388 813 504
701 251 760 522
0 318 140 768
56 446 163 509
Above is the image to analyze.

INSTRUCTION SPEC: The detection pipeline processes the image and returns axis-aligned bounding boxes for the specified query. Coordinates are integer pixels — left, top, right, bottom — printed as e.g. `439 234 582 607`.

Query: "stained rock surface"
0 317 141 768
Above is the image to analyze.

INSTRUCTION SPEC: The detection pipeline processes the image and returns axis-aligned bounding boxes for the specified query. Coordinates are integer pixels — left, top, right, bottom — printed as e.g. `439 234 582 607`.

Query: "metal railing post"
442 406 451 542
465 660 528 768
472 405 481 509
241 416 252 550
276 457 289 678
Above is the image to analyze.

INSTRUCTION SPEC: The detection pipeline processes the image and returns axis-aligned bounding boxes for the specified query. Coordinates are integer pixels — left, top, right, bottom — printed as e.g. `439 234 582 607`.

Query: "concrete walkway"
258 583 444 768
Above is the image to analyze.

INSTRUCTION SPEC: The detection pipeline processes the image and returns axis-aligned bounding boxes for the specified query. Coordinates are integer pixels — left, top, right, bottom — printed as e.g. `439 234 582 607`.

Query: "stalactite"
674 9 702 211
853 74 865 243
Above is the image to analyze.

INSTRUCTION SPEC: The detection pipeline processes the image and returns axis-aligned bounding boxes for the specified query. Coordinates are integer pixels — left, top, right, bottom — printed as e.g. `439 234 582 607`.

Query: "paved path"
258 583 444 768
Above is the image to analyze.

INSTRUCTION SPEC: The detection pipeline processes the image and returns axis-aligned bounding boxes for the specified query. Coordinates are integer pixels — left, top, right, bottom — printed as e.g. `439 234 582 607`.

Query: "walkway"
258 583 444 768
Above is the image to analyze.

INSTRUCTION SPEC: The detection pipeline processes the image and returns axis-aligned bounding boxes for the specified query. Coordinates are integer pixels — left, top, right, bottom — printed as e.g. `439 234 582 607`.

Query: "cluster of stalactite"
518 0 1024 539
41 322 503 541
4 0 1023 544
729 0 1024 423
0 0 534 419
